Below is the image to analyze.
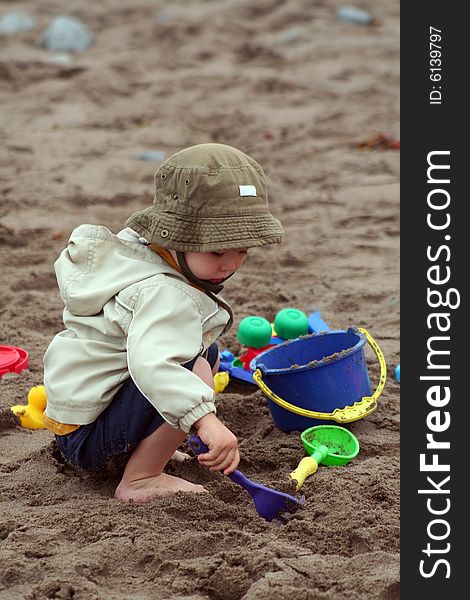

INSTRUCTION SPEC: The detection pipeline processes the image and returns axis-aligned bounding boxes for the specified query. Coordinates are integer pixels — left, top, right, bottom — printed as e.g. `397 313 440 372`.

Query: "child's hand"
193 413 239 475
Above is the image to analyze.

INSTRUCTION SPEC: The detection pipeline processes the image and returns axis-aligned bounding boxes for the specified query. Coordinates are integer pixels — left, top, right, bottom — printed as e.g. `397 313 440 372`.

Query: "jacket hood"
54 225 181 316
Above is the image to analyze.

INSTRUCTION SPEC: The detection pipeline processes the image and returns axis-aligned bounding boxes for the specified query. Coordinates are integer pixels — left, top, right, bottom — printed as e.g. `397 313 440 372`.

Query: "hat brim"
126 207 284 252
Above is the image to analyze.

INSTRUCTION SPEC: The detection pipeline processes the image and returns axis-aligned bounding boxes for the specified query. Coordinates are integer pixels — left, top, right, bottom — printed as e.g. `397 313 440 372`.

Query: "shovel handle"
289 456 319 491
188 434 209 455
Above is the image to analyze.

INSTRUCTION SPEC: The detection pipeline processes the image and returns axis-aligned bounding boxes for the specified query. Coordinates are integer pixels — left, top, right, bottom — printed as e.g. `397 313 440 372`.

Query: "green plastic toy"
274 308 308 340
289 425 360 490
237 316 272 348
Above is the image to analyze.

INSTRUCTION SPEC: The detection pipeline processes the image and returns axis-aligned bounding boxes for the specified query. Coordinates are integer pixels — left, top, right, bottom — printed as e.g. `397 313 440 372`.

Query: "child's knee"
192 357 215 389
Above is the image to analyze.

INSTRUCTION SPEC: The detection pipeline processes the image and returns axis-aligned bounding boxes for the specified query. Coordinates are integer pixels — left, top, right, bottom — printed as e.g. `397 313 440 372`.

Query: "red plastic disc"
0 345 29 377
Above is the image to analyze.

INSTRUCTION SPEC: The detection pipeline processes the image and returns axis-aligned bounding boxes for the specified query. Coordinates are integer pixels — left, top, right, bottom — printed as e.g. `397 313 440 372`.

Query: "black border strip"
401 3 465 594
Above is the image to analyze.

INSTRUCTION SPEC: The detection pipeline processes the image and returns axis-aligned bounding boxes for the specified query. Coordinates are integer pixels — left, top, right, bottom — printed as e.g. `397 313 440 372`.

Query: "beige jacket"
43 225 233 433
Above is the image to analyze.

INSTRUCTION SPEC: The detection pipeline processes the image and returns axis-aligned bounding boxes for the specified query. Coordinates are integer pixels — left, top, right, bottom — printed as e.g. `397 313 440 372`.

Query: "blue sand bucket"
251 327 386 432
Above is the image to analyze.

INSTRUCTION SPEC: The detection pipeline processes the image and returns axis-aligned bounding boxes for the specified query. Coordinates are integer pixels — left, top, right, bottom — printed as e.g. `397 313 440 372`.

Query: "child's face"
182 249 248 284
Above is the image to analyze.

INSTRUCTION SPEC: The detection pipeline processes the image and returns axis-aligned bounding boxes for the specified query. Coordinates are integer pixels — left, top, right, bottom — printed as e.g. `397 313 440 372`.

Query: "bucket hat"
126 143 284 252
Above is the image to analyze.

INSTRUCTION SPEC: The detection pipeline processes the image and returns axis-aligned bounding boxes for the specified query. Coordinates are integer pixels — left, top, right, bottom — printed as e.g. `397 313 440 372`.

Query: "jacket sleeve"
126 282 216 433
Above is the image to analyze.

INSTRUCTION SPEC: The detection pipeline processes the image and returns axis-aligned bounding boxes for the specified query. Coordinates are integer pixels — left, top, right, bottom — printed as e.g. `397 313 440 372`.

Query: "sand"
0 0 400 598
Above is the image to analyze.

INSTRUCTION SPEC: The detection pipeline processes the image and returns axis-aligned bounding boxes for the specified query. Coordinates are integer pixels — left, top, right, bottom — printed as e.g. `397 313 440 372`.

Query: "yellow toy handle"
289 456 319 490
252 327 386 423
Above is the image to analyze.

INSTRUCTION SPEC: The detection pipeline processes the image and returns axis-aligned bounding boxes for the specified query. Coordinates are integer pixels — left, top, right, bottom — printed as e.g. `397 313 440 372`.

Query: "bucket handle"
252 327 386 423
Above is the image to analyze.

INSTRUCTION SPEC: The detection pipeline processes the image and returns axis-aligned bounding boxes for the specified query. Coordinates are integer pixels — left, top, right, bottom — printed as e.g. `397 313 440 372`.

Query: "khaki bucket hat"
126 143 284 252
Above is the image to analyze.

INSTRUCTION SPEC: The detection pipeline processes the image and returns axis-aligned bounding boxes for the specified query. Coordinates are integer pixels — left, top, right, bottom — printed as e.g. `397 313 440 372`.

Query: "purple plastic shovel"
188 435 303 522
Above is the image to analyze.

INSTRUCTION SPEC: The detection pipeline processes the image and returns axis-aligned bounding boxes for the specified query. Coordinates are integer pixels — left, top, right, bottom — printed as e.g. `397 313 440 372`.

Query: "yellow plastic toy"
11 385 47 429
214 371 230 393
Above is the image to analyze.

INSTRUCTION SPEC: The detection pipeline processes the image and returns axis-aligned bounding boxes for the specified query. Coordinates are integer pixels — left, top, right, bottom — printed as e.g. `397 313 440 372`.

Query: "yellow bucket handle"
252 327 386 423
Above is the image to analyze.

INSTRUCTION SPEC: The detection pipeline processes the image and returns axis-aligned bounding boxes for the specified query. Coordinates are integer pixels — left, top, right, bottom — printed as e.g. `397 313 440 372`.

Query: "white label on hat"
239 185 257 197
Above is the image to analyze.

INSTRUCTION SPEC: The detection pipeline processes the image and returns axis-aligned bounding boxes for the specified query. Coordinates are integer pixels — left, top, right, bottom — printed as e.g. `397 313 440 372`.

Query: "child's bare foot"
170 450 191 462
114 473 207 503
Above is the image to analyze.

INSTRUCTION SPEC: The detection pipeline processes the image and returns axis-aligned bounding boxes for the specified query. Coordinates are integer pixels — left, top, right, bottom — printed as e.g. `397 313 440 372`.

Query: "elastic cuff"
179 400 216 433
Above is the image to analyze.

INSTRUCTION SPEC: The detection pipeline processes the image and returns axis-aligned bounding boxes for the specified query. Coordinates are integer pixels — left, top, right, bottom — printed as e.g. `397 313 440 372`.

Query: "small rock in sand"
45 53 74 65
336 6 373 25
275 28 305 45
41 16 93 52
0 12 36 35
136 150 166 162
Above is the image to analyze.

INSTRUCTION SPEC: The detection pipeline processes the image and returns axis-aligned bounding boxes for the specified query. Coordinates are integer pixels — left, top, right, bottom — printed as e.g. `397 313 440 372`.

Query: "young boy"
43 143 284 503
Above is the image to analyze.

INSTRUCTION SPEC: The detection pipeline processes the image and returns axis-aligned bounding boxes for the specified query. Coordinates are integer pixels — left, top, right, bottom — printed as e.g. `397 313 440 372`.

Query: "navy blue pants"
55 343 219 473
